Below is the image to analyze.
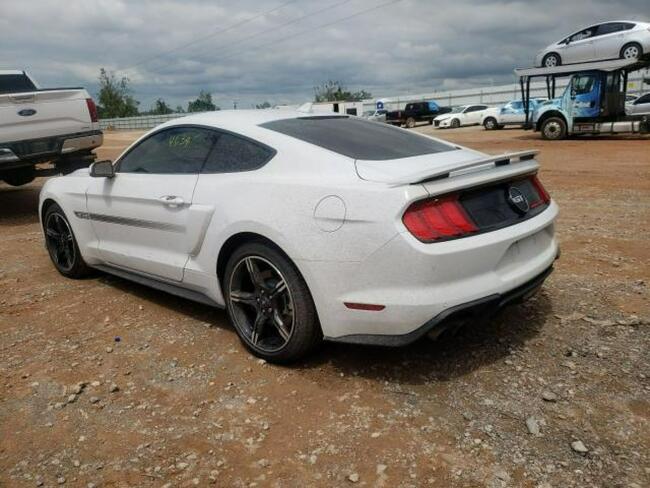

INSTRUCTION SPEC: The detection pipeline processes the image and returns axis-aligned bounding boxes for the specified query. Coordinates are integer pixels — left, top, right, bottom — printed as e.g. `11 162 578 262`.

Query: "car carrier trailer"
514 57 650 140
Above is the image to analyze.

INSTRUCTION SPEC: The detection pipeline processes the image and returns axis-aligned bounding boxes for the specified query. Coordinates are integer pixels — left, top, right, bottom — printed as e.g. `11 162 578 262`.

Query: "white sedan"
39 111 559 362
626 92 650 116
536 20 650 68
433 104 490 129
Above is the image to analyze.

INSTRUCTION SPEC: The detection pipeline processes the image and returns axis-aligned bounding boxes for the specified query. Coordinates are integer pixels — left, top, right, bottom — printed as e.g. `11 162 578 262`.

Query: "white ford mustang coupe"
39 110 559 362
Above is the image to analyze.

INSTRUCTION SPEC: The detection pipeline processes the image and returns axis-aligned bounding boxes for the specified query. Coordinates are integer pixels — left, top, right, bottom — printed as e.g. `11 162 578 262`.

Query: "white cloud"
2 0 647 109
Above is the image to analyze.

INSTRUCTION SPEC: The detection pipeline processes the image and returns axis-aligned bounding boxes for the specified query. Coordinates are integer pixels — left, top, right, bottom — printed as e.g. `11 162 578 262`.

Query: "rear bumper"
0 130 103 169
301 200 559 342
331 265 554 346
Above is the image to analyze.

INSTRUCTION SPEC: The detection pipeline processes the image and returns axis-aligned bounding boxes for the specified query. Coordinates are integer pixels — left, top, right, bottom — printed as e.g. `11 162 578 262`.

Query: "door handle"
159 195 185 206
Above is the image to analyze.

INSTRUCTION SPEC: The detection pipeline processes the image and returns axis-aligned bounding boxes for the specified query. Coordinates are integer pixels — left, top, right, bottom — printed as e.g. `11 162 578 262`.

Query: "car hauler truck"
515 57 650 140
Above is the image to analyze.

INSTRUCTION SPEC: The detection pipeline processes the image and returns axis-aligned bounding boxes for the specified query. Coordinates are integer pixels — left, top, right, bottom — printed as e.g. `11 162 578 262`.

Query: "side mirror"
89 160 115 178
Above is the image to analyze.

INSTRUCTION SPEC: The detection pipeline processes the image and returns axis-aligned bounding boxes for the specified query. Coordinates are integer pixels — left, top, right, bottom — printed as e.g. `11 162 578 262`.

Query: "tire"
2 167 35 186
450 118 460 129
405 117 416 129
428 118 433 125
223 242 321 363
542 53 561 68
620 42 642 61
43 203 92 278
483 117 498 130
540 116 567 141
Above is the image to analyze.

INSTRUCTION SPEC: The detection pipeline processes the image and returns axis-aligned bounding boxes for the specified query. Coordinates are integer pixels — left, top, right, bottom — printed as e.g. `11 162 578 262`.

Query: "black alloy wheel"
44 203 91 278
224 243 321 362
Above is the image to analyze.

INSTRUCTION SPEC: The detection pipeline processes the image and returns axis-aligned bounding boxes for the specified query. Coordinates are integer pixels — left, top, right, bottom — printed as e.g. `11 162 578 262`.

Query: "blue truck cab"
515 57 650 140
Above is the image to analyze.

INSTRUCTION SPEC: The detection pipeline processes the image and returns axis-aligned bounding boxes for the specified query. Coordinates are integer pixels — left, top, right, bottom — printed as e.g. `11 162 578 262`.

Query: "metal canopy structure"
514 57 650 128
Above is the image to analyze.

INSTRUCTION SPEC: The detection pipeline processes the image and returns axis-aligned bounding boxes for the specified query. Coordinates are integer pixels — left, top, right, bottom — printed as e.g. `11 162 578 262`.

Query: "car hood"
355 147 489 185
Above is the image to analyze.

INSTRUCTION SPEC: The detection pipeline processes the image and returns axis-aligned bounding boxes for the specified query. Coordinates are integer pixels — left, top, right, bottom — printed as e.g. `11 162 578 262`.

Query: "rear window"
0 74 37 94
260 116 455 161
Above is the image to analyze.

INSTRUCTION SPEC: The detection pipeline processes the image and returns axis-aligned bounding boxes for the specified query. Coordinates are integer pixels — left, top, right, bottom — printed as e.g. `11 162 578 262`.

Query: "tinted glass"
511 101 523 110
118 127 217 174
0 74 37 94
597 23 624 35
635 94 650 104
260 116 455 161
202 133 274 173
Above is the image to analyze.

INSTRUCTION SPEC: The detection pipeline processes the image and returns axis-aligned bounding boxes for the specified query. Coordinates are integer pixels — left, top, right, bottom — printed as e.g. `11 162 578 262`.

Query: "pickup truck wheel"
541 117 567 141
483 117 498 130
405 117 416 129
620 43 642 61
43 203 92 278
2 167 35 187
450 118 460 129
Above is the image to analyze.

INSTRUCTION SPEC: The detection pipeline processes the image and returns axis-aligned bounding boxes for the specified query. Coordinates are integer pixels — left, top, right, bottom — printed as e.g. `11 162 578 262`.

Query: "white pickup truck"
0 70 103 186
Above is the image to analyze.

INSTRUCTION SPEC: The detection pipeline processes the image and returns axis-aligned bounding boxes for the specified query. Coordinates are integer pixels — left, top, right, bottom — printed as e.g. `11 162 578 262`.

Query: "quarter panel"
39 173 101 263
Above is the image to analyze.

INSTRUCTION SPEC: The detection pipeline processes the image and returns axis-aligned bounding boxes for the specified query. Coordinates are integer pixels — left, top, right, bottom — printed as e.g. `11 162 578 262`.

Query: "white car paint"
481 99 546 129
39 110 558 350
363 109 387 123
433 104 490 128
626 92 650 115
536 21 650 67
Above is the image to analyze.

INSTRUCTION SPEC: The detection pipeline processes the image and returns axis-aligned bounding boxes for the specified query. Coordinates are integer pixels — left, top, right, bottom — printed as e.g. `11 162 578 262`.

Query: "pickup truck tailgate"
0 89 96 143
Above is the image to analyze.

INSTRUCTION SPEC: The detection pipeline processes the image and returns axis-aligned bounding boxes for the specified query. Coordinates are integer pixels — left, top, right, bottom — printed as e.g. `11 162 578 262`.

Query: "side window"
635 94 650 104
570 27 595 42
0 74 37 94
118 127 217 174
572 75 596 96
202 132 274 173
597 23 623 36
511 101 523 110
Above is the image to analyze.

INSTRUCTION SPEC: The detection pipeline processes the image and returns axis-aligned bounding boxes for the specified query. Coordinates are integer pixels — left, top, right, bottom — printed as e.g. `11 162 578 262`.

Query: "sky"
2 0 648 110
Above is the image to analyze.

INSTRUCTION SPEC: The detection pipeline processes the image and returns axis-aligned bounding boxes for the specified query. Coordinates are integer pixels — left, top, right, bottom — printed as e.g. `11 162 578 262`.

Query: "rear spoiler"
406 150 539 186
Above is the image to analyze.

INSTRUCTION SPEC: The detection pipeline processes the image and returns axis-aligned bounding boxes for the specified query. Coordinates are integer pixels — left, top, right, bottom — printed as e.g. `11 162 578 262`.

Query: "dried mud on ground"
1 127 648 487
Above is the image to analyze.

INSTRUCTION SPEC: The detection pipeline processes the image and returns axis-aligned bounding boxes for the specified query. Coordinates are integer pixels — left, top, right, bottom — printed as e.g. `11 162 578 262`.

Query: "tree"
313 80 372 102
175 105 185 113
255 101 272 109
187 90 218 112
96 68 139 118
150 98 173 115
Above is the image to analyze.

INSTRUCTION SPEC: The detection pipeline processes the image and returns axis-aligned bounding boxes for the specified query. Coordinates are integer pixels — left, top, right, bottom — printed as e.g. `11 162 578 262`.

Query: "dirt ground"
1 126 648 488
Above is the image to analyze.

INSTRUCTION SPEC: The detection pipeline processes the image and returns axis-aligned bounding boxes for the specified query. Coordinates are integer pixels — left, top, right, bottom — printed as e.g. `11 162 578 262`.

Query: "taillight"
86 98 98 123
531 175 551 206
403 195 478 242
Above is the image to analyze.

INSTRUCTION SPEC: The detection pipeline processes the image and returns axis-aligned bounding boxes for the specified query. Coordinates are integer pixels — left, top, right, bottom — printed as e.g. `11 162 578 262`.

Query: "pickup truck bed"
386 101 451 128
0 70 102 186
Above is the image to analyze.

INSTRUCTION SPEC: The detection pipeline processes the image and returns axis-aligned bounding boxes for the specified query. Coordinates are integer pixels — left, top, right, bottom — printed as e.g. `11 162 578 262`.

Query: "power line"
119 0 301 73
195 0 404 66
139 0 354 76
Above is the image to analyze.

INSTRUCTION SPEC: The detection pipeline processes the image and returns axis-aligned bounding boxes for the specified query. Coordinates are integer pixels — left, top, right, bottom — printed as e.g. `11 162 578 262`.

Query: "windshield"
448 106 465 114
260 116 456 161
